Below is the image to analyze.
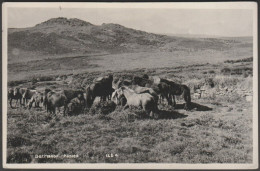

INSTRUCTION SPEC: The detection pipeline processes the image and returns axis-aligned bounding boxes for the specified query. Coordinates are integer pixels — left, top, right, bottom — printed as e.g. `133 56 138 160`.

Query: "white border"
2 2 258 169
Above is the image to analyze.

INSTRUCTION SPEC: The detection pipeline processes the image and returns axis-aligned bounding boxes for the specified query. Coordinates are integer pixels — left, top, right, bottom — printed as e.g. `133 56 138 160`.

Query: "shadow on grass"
174 102 212 111
7 152 32 163
190 102 213 111
158 110 188 119
128 108 187 121
7 136 32 147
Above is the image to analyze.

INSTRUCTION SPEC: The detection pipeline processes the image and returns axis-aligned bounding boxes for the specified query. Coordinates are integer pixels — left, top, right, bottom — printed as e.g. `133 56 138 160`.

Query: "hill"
8 17 251 62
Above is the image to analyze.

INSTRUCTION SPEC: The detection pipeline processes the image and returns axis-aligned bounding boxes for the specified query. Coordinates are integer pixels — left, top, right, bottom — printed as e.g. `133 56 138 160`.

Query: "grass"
7 97 252 163
6 58 253 163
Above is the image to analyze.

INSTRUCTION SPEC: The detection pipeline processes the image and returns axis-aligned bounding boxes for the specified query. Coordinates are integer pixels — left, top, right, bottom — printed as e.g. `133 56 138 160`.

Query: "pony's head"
111 89 127 105
111 91 118 104
13 87 20 96
8 88 13 94
44 88 51 95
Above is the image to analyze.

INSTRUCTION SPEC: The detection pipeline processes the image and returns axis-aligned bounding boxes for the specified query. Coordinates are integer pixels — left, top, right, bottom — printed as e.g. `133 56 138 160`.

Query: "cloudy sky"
7 5 253 37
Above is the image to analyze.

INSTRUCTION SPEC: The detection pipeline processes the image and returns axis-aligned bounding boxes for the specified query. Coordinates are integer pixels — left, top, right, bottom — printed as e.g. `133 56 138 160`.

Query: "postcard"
2 2 258 169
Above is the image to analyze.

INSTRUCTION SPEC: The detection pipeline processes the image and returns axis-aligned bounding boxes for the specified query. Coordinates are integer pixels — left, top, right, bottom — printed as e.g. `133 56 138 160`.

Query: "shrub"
89 101 116 115
208 70 215 74
224 57 253 63
214 75 242 88
221 68 231 75
38 76 55 81
31 77 38 84
205 78 215 88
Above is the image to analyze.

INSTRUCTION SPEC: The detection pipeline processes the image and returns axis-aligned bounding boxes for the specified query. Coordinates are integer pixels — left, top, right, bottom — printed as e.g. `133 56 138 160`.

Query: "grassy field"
6 58 253 163
8 36 252 82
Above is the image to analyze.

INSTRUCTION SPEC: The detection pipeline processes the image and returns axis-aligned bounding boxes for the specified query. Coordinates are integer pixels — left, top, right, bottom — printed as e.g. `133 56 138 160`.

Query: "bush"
208 70 215 74
224 57 253 63
221 68 231 75
38 76 55 81
205 78 215 88
89 101 116 115
31 77 38 84
214 75 242 88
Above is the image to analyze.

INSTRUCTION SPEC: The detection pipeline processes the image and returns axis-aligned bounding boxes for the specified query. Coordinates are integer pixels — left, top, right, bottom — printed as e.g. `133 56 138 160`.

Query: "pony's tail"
184 87 191 110
185 88 191 103
152 99 160 119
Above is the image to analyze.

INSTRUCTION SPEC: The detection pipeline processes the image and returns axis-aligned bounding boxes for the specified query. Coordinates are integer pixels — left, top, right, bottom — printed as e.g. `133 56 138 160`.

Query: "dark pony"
161 79 191 110
85 75 114 107
8 88 23 108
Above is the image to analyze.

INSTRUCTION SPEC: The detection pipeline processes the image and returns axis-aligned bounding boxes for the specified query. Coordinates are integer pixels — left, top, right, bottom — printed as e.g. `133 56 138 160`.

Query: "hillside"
8 17 168 57
8 17 252 62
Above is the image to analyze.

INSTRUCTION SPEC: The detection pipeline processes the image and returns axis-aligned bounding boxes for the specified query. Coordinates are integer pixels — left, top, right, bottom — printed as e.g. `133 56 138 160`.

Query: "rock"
56 77 61 81
237 109 243 112
193 93 201 99
246 95 253 102
226 107 233 112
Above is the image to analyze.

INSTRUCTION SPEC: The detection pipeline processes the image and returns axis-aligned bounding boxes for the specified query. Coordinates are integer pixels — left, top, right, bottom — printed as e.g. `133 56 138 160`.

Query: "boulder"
246 95 253 102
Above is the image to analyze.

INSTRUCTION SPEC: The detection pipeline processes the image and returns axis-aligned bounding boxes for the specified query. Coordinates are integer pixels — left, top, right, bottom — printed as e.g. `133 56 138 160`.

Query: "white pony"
112 86 159 119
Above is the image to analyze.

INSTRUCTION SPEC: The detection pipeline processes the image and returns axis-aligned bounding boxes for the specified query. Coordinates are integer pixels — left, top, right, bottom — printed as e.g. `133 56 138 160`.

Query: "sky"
7 7 253 37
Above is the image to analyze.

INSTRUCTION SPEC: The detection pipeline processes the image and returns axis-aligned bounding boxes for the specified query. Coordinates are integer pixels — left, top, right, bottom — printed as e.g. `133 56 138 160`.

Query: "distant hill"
8 17 252 61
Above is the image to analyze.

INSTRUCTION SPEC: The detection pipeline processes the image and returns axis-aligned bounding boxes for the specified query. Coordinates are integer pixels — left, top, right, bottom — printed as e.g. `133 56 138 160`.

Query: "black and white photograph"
2 2 258 169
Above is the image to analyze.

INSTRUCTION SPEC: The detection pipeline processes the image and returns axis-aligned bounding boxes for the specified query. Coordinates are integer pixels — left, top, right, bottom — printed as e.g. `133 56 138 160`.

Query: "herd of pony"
8 74 191 119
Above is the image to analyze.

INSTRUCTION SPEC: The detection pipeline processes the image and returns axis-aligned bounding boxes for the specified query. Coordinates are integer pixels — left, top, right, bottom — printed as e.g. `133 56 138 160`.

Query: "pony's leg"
172 95 176 109
64 104 67 116
162 95 166 104
46 103 50 113
51 107 55 115
184 93 191 111
151 110 159 120
15 99 18 108
149 110 154 119
159 95 163 104
166 94 172 106
9 99 13 108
